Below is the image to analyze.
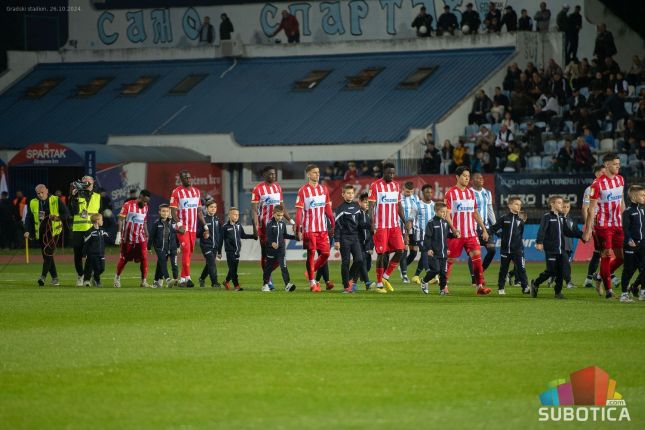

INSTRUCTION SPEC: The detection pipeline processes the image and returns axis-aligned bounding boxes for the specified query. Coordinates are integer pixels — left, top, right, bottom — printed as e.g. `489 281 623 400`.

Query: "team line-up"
24 154 644 302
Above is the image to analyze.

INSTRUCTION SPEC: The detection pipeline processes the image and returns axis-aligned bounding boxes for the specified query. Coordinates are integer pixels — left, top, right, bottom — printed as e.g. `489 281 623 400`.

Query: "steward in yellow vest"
24 184 69 286
69 176 103 286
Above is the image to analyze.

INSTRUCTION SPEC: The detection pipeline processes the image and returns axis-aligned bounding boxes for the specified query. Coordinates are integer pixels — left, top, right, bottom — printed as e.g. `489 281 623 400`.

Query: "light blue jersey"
471 187 496 228
415 199 435 243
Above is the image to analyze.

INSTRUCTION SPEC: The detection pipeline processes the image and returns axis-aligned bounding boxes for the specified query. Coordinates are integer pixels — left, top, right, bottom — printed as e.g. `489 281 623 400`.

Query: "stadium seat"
465 142 476 155
543 140 558 155
580 87 590 98
599 138 615 153
528 156 542 170
481 123 493 132
563 120 574 134
519 122 529 132
625 102 633 115
541 156 553 170
465 124 479 137
556 140 566 151
491 123 501 134
534 121 547 131
618 153 628 166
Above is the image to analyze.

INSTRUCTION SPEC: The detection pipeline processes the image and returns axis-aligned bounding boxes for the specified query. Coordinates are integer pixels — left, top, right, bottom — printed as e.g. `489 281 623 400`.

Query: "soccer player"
368 163 408 294
170 170 207 288
444 166 490 295
620 185 645 302
582 153 625 299
295 164 335 293
581 165 607 288
334 184 364 293
531 196 583 299
399 181 419 283
251 166 293 289
468 173 496 285
488 196 529 295
411 184 435 284
114 190 151 288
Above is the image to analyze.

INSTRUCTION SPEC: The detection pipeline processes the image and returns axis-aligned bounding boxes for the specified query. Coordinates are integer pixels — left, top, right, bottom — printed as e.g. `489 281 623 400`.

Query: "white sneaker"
152 280 161 289
261 284 271 292
140 280 150 288
50 278 60 286
420 282 429 295
583 278 594 288
566 282 575 289
640 291 645 301
114 276 121 288
285 282 296 292
620 293 634 303
83 280 91 287
76 275 84 287
166 278 175 288
402 275 411 284
498 289 506 295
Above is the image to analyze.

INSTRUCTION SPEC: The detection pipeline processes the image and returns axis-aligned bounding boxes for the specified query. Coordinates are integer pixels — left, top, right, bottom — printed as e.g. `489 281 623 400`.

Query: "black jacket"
489 212 525 254
536 211 582 254
197 214 222 251
623 203 645 246
358 210 374 251
437 12 458 31
219 221 255 255
334 201 363 241
411 14 433 36
423 216 453 259
461 10 481 30
266 218 296 250
82 226 108 256
220 18 234 40
147 217 179 252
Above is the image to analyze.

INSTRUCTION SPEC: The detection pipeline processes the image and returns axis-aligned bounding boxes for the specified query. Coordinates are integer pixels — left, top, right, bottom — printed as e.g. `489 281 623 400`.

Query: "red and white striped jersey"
119 200 148 244
445 186 478 238
251 181 283 229
368 179 401 229
169 186 201 232
589 174 624 228
295 183 330 233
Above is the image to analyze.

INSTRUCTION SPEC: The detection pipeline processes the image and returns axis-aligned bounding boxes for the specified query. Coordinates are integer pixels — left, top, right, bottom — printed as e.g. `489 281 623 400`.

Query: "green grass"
1 258 644 429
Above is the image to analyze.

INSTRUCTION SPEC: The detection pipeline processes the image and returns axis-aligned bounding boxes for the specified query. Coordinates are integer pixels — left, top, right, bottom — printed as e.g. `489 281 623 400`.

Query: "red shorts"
177 230 196 253
447 236 481 259
120 242 146 263
594 227 624 250
303 231 330 253
373 227 405 254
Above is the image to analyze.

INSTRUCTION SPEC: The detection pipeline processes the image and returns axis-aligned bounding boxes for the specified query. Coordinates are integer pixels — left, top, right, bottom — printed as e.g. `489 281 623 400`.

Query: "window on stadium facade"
344 67 383 90
398 67 438 89
293 70 331 91
168 74 208 95
75 77 113 97
25 78 64 99
120 75 158 96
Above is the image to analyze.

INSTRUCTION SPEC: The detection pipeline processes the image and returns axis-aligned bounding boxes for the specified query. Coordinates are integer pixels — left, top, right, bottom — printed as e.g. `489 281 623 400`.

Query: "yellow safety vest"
72 192 101 232
29 196 62 240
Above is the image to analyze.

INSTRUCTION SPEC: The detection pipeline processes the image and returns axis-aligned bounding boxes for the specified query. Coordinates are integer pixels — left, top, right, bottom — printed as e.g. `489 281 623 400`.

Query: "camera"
71 179 91 197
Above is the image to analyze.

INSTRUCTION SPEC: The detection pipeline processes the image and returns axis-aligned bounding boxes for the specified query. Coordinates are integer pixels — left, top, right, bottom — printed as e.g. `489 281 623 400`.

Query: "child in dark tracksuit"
561 199 576 289
147 204 179 288
420 203 455 295
334 185 365 293
82 213 108 287
262 205 296 292
219 207 256 291
197 200 222 288
352 192 374 290
532 196 582 299
488 196 529 295
620 185 645 302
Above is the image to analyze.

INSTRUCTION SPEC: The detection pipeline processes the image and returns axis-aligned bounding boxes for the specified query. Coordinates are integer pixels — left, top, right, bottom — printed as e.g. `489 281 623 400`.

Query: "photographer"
24 184 69 286
69 175 103 286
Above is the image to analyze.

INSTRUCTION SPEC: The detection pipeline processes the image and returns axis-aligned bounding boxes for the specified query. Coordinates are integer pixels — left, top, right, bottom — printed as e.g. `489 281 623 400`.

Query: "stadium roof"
0 48 514 149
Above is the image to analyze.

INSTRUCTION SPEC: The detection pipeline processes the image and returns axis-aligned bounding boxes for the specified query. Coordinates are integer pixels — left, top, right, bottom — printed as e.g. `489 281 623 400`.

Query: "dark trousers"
287 33 300 43
72 231 90 277
587 250 601 278
315 248 331 282
563 250 573 283
353 244 372 284
621 243 645 293
534 253 566 294
40 231 59 279
154 249 178 281
200 248 219 285
414 243 429 276
340 238 363 288
263 247 290 285
225 252 240 286
84 254 105 283
498 252 528 290
423 256 447 290
565 32 579 63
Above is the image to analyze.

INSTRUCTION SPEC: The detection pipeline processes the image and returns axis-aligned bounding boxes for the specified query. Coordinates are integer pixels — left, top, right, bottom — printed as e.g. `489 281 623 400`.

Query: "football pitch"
1 258 644 429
